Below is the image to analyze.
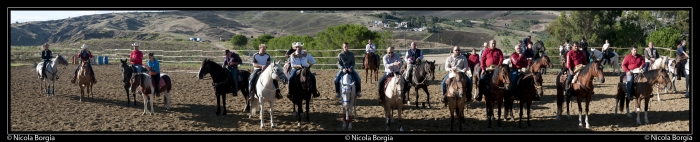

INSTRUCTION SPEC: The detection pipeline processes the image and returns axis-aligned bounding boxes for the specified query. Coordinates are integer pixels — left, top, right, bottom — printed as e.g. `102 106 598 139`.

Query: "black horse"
198 59 251 116
120 59 138 106
288 67 320 126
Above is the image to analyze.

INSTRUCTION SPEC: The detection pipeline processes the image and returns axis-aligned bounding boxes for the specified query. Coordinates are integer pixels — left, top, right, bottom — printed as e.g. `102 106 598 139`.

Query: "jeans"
334 70 361 94
686 71 690 97
644 62 650 72
133 64 143 73
249 69 278 93
42 59 50 77
228 67 238 93
627 74 634 100
565 71 573 94
289 68 316 92
509 69 519 97
151 73 161 95
441 72 472 96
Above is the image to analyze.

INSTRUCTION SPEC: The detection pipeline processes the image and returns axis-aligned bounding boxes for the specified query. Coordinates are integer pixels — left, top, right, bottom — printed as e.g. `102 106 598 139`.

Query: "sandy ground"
10 64 690 132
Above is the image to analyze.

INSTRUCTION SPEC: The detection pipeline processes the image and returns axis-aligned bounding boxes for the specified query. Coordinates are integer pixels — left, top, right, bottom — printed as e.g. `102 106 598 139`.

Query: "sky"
10 11 162 23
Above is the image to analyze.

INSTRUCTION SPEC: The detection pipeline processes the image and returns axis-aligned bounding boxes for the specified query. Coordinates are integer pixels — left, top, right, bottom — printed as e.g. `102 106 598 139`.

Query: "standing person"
440 46 471 103
404 42 423 81
621 46 644 101
144 53 161 96
334 42 362 98
40 43 53 79
223 49 243 96
71 44 96 84
580 37 590 63
249 44 281 99
288 42 319 97
378 46 403 104
130 42 144 73
362 39 378 69
563 42 587 96
468 49 479 72
644 42 659 72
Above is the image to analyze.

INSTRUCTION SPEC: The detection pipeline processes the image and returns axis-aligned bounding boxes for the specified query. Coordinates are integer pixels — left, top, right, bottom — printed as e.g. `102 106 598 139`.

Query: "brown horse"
364 53 379 83
76 61 94 102
504 71 542 128
528 55 553 74
555 59 605 128
476 64 510 130
401 60 436 108
615 69 671 125
472 63 482 100
130 72 173 115
445 70 470 131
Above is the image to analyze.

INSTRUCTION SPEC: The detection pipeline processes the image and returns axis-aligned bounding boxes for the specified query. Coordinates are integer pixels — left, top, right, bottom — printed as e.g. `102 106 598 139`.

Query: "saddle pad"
572 72 581 84
630 68 643 74
383 74 395 93
485 65 497 72
574 64 585 73
151 78 166 88
622 73 644 84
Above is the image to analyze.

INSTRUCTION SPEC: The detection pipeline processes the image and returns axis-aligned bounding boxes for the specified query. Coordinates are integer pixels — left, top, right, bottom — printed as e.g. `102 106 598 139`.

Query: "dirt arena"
10 64 690 132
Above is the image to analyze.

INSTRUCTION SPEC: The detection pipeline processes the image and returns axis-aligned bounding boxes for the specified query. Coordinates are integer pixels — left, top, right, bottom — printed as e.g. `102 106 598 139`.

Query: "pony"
340 72 358 130
615 69 671 125
364 53 379 83
554 59 605 128
444 69 470 131
401 60 436 108
34 54 69 96
664 58 689 96
76 61 95 102
198 59 251 116
504 71 542 128
288 66 320 126
646 56 672 101
590 48 621 75
120 59 138 106
249 61 287 128
129 72 173 115
476 64 510 130
383 72 406 131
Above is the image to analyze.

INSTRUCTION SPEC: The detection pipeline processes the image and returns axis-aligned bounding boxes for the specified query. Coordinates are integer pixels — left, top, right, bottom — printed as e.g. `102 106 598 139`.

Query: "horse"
76 61 95 102
590 48 621 75
364 53 379 83
444 70 470 131
472 63 482 100
288 66 320 126
383 72 406 131
401 60 436 108
615 69 671 125
198 59 251 116
531 40 548 73
554 59 605 128
528 54 554 75
129 72 173 115
645 56 672 101
504 70 542 128
119 59 139 106
476 64 510 130
34 54 69 96
249 61 287 128
664 58 690 95
340 72 358 130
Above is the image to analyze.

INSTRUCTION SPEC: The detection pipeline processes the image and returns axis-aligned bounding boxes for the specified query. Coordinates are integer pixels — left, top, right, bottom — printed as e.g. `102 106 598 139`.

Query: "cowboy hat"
132 42 139 46
81 44 88 49
292 42 304 47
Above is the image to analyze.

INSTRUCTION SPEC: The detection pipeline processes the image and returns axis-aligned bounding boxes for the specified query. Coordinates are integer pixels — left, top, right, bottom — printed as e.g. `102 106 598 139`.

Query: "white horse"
664 58 690 95
34 55 69 96
249 61 288 128
340 73 357 130
384 73 406 131
590 48 621 75
647 56 671 101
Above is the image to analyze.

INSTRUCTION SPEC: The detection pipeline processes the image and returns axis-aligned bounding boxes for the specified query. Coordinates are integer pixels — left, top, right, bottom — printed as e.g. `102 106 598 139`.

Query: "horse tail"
163 74 172 92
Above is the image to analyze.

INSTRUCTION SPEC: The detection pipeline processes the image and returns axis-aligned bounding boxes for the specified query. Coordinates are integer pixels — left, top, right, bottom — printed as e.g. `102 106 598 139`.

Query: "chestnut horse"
76 61 95 102
555 59 605 128
364 53 379 83
476 64 510 130
615 69 671 125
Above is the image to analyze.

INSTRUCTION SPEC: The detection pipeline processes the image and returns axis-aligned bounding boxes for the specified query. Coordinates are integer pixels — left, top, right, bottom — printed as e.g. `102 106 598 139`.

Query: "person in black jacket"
40 43 53 79
580 37 590 63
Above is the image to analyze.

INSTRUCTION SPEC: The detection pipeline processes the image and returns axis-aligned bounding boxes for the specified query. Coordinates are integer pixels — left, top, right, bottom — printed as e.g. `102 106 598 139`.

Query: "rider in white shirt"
288 42 318 96
362 39 379 69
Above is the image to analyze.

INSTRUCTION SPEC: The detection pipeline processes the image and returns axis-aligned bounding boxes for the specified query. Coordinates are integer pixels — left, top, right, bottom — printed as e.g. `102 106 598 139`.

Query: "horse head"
590 58 605 83
55 54 69 68
497 64 511 90
129 73 143 93
271 61 288 84
534 72 544 97
198 59 215 79
390 72 405 98
648 69 672 88
425 60 436 81
447 70 467 98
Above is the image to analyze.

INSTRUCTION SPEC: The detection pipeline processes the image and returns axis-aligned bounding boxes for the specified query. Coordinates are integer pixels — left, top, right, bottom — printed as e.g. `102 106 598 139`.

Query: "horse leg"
222 93 227 116
414 87 420 108
422 86 431 108
556 88 563 120
567 95 571 119
497 95 503 130
165 92 171 111
149 94 154 115
270 101 276 128
80 86 84 102
577 97 583 128
296 100 303 126
486 100 493 131
385 105 391 131
636 97 642 125
305 98 311 123
585 96 590 129
398 104 404 131
644 98 650 124
215 94 221 116
527 100 532 127
125 88 131 106
142 93 148 115
259 99 265 128
365 68 369 84
519 99 524 128
450 106 454 131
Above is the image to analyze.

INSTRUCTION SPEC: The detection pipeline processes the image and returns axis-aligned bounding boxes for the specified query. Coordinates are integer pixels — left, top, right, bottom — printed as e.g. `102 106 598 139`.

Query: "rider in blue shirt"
144 53 161 96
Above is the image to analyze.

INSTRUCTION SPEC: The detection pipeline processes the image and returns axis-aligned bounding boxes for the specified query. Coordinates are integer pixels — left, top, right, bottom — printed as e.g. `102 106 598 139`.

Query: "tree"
545 10 621 47
249 34 275 48
646 27 681 55
230 35 248 48
391 11 397 16
314 24 379 51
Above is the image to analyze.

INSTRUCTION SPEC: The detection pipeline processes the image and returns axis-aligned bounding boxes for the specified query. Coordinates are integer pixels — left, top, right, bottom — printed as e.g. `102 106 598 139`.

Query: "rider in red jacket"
71 44 96 84
564 42 585 96
621 46 644 101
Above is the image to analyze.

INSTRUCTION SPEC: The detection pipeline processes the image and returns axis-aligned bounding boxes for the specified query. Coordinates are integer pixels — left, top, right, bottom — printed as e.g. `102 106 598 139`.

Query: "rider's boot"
92 73 97 84
71 74 77 84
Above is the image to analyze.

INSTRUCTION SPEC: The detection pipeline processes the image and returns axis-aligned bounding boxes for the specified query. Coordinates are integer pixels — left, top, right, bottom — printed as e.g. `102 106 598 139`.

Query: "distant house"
399 22 408 28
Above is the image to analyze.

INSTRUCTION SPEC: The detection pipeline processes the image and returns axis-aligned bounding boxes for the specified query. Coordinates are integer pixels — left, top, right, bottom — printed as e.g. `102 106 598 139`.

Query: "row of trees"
543 10 689 56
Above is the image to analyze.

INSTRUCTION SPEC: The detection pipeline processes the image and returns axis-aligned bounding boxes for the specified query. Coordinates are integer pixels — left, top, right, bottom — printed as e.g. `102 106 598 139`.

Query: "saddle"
151 77 166 89
484 65 497 72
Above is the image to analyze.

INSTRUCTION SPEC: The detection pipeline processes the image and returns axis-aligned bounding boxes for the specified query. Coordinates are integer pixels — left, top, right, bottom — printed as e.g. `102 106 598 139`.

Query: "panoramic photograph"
9 10 690 132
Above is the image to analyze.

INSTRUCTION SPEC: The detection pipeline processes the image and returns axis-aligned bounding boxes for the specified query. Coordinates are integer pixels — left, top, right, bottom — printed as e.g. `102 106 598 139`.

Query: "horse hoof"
260 125 264 128
297 123 301 126
142 112 146 115
399 127 404 131
386 127 390 131
586 124 590 129
271 125 277 129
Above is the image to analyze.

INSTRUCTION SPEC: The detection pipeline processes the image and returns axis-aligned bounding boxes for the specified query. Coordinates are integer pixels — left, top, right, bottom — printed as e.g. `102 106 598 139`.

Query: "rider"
509 44 534 100
288 42 319 97
441 46 471 103
40 43 53 79
249 44 281 99
644 42 659 72
378 46 403 104
404 42 423 81
622 46 644 101
130 42 144 73
524 42 535 65
224 50 242 96
335 42 362 98
71 44 96 84
676 40 689 98
477 39 504 100
362 39 379 69
602 40 612 64
564 42 587 96
580 37 590 64
144 53 161 96
468 49 479 72
522 35 531 53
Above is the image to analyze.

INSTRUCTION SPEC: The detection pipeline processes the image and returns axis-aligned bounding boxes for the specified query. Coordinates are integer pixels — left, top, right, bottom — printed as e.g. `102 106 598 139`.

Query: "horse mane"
577 61 596 76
